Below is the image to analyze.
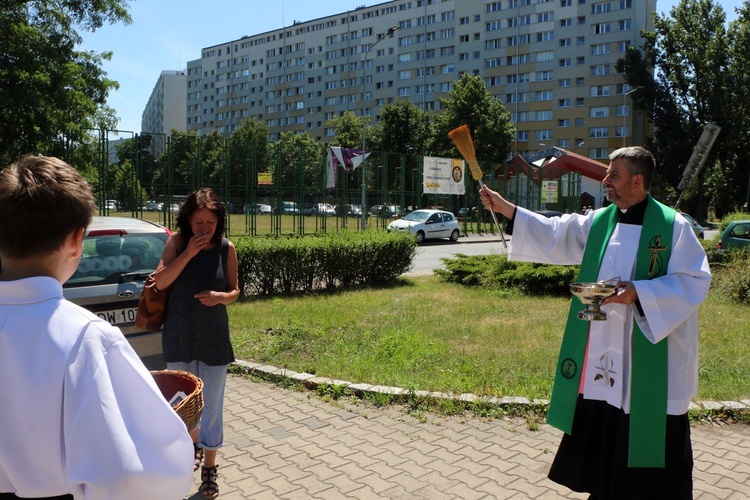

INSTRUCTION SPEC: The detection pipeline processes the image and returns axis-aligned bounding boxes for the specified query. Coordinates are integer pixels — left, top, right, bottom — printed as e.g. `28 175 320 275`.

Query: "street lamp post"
361 25 399 230
622 86 641 147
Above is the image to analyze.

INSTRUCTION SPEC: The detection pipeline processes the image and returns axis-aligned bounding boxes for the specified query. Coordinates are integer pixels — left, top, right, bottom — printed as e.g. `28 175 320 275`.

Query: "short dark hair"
176 187 226 245
0 156 95 259
609 146 656 190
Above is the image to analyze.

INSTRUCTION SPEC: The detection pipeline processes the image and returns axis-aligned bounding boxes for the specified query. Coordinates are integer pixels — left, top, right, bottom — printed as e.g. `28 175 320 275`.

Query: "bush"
436 253 578 296
718 211 750 233
712 250 750 305
234 231 416 296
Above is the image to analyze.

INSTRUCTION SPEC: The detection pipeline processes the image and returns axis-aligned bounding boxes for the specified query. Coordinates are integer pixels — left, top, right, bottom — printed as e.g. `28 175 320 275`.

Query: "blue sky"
78 0 743 136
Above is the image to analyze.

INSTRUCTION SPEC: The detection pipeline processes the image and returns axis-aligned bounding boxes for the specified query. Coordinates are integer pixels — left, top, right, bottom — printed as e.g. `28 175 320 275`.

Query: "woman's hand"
194 290 223 307
185 232 212 257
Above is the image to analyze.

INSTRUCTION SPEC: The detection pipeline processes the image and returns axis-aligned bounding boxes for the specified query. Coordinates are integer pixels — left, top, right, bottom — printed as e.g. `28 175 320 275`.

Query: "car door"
426 213 448 239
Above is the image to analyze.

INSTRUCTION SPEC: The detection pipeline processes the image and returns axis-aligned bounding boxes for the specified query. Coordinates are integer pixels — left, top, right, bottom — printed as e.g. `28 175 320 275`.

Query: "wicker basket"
151 370 204 432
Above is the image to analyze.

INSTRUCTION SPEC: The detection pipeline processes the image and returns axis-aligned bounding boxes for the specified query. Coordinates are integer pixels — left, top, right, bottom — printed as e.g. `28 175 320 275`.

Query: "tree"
0 1 131 166
373 99 432 156
429 73 515 164
618 0 738 217
227 118 270 188
327 111 367 149
269 132 326 196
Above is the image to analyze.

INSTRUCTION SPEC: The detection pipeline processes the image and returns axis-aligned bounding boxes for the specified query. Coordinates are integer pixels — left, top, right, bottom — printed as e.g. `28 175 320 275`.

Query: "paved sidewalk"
187 374 750 499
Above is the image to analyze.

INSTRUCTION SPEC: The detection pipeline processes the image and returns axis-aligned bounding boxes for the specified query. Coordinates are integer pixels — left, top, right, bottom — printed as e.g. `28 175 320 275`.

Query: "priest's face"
603 159 645 208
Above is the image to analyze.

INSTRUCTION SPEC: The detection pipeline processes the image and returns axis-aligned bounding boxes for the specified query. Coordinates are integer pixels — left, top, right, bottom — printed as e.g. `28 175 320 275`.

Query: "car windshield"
402 210 431 222
66 233 167 287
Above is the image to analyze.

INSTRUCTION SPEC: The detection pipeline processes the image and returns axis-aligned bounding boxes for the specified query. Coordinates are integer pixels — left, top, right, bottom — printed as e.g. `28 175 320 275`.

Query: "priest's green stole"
546 195 675 468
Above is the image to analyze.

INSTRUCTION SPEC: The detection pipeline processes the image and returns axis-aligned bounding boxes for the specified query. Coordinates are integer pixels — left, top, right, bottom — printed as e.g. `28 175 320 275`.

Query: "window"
560 18 572 27
559 98 571 107
589 127 609 138
590 64 611 76
538 12 554 22
590 85 611 97
559 78 571 87
559 118 570 127
537 50 554 62
590 106 610 117
536 110 553 120
518 131 530 141
616 126 629 138
537 31 555 42
537 90 553 101
560 38 572 47
592 2 611 13
592 22 612 34
536 129 553 140
589 147 609 159
559 58 571 67
618 19 632 30
591 43 611 55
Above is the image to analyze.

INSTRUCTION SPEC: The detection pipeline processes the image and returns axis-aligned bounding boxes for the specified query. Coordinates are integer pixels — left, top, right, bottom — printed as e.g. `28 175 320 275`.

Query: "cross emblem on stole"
647 235 667 275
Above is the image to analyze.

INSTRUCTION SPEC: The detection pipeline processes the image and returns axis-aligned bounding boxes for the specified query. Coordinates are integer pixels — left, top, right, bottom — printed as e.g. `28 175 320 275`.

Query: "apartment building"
185 0 654 161
141 70 188 155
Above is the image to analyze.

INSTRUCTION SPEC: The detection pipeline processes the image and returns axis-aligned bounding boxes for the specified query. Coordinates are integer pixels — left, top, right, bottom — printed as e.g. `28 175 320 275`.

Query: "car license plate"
96 307 138 325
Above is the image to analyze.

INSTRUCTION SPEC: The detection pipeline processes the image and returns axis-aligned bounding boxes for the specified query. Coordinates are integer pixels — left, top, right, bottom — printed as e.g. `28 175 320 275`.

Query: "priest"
479 146 711 498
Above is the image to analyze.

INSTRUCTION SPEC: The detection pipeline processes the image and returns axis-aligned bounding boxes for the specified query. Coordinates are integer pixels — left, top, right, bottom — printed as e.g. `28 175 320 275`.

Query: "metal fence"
84 131 582 236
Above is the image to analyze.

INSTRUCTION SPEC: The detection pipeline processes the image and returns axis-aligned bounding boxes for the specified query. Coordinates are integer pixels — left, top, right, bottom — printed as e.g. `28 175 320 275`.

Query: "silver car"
63 217 171 369
387 209 461 243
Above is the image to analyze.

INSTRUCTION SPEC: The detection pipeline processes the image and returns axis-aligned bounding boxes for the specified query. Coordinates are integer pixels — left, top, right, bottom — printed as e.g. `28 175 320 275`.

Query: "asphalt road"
410 226 719 275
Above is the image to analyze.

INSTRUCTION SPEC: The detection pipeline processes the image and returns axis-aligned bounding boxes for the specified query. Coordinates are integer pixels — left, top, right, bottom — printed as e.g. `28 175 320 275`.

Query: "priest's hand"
601 281 638 306
479 185 516 219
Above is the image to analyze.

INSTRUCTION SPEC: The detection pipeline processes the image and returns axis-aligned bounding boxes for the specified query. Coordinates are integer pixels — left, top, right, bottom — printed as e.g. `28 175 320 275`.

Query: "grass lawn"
228 274 750 403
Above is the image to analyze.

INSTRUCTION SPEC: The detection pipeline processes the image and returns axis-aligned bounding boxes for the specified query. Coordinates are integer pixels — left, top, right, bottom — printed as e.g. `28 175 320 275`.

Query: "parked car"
315 203 336 216
387 209 460 243
245 202 272 214
143 200 162 212
718 220 750 251
281 201 300 214
679 212 705 239
370 205 401 217
104 199 118 211
62 217 171 369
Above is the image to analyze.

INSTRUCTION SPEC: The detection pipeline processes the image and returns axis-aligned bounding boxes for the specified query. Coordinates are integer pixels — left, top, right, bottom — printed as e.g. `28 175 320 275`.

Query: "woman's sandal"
193 443 204 472
200 465 219 498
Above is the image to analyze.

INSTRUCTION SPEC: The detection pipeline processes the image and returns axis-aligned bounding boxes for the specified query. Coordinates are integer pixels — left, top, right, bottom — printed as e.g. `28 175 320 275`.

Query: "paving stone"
187 373 750 499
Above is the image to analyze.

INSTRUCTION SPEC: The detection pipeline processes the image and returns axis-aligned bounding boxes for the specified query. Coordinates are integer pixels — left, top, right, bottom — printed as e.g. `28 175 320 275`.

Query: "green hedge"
435 253 579 296
233 231 417 296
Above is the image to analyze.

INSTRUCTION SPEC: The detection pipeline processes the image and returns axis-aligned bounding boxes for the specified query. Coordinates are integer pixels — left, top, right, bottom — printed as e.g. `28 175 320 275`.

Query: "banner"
423 156 466 195
326 147 370 189
542 180 558 203
257 172 273 186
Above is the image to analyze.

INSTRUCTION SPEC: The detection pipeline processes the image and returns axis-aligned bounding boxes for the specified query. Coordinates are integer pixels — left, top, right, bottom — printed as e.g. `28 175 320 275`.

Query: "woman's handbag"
135 273 169 332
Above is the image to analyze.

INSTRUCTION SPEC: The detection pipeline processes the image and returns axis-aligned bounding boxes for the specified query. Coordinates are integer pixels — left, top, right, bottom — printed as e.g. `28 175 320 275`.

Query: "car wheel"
416 230 425 243
449 229 460 242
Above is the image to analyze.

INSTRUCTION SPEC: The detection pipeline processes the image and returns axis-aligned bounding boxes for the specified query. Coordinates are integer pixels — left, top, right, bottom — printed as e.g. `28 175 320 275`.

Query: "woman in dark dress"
153 188 239 498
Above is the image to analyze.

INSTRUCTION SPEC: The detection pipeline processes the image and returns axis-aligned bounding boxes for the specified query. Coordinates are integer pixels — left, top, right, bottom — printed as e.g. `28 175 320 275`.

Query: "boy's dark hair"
176 187 226 246
0 156 96 259
609 146 656 190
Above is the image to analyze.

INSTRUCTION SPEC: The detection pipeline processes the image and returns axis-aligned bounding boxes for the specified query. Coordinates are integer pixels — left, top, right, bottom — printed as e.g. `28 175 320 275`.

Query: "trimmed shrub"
436 253 579 296
234 231 416 296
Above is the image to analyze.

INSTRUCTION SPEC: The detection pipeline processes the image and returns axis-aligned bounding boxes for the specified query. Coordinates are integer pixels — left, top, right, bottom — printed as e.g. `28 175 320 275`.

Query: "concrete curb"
231 359 749 415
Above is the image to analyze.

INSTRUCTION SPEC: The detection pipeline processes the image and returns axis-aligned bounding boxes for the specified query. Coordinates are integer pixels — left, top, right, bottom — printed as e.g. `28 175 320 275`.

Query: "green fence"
79 130 581 236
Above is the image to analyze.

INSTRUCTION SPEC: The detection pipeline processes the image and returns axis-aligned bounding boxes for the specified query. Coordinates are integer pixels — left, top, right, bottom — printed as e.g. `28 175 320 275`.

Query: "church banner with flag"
423 156 466 195
326 147 370 189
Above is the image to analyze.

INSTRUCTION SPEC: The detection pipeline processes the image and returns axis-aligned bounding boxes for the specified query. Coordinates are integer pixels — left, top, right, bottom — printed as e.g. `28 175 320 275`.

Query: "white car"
387 209 461 243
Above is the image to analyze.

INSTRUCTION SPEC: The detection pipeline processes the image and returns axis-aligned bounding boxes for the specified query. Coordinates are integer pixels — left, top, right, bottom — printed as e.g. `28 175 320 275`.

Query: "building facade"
185 0 654 161
141 70 188 154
